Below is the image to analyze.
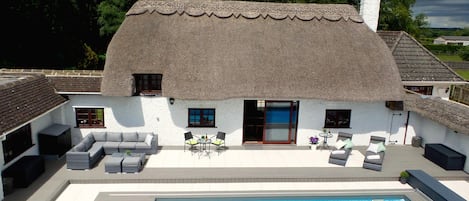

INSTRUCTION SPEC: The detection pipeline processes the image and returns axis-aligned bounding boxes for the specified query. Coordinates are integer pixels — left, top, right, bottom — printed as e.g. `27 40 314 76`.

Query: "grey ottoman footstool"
105 153 124 173
122 153 145 173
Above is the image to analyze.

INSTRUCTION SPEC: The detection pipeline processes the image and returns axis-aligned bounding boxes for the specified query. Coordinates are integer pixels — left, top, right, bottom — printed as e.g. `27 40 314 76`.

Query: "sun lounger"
328 132 354 166
362 136 386 171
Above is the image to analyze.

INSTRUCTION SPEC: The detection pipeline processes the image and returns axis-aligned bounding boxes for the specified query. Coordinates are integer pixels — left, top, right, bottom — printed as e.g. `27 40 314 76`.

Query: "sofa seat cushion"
103 141 121 149
74 142 86 152
119 142 136 151
135 142 151 149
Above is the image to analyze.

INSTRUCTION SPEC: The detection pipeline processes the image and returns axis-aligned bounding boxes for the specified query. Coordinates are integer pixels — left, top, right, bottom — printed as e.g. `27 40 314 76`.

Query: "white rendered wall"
409 112 469 172
359 0 381 32
63 95 244 146
296 100 407 146
65 96 406 147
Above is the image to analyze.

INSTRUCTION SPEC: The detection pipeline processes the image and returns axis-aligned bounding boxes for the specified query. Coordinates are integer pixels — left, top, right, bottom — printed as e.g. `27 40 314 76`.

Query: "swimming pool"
157 195 410 201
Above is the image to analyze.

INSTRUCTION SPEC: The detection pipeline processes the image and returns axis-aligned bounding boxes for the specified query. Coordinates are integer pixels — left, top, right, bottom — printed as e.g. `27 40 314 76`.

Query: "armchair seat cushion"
364 151 385 165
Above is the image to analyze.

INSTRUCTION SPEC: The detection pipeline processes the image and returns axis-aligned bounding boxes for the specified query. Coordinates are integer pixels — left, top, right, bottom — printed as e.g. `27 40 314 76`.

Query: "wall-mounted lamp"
445 87 450 93
169 97 175 105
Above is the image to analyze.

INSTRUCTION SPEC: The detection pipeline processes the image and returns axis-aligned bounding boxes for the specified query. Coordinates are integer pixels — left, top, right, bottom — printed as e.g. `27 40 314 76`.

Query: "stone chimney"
359 0 381 32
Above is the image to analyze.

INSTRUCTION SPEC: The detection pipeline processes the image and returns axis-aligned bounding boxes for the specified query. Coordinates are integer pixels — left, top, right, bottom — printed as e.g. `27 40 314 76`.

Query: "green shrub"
400 171 409 179
424 44 464 55
458 46 469 61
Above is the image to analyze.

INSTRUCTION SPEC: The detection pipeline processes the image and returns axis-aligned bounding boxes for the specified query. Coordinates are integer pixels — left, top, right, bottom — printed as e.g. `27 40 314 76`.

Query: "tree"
98 0 137 39
459 46 469 61
378 0 428 38
78 43 99 70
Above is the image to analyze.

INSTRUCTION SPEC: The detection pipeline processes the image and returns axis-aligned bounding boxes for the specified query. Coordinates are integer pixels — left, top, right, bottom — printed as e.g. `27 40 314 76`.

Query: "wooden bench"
406 170 465 201
424 143 465 170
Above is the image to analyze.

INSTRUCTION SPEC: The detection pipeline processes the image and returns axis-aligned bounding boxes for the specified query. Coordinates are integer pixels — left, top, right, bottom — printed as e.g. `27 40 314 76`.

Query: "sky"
412 0 469 28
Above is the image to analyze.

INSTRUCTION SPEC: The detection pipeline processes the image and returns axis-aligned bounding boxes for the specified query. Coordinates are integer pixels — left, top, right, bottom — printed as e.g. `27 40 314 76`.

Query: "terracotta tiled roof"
47 77 101 93
377 31 465 82
0 73 67 134
1 69 103 93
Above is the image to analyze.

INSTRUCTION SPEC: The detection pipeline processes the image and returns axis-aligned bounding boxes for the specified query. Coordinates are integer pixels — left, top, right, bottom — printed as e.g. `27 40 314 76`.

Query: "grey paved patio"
4 145 469 201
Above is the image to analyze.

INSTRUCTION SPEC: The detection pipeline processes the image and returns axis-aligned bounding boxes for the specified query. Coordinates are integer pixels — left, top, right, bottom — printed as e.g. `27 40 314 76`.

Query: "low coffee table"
105 153 124 173
122 153 145 173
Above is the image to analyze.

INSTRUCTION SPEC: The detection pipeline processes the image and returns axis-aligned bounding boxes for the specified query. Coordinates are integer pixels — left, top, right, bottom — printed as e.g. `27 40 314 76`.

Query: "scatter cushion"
212 139 223 145
137 132 152 141
377 142 386 152
187 139 198 145
144 134 153 146
334 140 346 149
367 143 380 153
367 154 380 160
344 139 354 149
331 150 346 155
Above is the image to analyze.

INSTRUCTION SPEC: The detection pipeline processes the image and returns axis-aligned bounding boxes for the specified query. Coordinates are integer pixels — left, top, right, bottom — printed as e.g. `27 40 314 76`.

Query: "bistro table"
197 136 212 158
319 132 333 150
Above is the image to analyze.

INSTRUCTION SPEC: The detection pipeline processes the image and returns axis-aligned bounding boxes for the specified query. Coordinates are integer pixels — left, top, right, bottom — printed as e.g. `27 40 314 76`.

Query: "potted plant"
309 136 319 150
399 171 409 184
125 150 132 156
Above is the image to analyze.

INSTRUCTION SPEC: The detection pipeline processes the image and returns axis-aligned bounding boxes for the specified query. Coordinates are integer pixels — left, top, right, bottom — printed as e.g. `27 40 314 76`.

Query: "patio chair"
362 136 386 171
184 131 198 153
211 131 226 155
328 132 354 166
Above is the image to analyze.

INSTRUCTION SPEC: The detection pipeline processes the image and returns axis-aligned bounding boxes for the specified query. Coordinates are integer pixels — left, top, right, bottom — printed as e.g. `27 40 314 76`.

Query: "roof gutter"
57 92 101 95
1 100 69 138
402 81 468 85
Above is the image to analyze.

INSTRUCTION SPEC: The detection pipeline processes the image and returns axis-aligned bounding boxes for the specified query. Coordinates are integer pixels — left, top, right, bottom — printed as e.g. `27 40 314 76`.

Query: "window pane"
76 108 104 128
188 108 215 127
324 109 351 128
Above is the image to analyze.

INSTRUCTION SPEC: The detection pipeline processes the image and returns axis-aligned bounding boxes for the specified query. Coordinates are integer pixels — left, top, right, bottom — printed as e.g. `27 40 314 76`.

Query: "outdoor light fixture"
169 97 175 105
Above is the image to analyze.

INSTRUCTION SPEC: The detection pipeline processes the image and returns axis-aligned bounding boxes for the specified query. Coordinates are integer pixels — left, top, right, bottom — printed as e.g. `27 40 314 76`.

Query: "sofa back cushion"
82 135 95 151
137 132 153 142
122 132 138 142
74 142 86 152
92 132 107 141
106 132 122 142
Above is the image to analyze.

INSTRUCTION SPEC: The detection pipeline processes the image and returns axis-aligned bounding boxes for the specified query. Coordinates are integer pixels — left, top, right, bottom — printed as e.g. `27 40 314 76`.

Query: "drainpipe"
403 111 410 144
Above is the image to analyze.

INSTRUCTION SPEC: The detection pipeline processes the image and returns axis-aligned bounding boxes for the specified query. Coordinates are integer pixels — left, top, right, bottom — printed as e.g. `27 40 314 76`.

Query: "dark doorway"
243 100 265 143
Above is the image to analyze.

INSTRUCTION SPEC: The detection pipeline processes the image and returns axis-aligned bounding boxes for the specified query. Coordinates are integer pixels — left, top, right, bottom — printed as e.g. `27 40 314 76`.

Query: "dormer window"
134 74 162 96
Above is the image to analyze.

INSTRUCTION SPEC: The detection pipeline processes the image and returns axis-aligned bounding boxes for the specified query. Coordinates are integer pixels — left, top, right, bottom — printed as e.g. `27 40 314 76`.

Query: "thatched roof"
378 31 465 83
404 90 469 135
102 0 403 101
0 73 67 135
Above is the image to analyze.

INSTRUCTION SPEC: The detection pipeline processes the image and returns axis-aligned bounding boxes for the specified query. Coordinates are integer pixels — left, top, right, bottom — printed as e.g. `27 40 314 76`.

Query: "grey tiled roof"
440 36 469 41
0 73 67 134
378 31 465 82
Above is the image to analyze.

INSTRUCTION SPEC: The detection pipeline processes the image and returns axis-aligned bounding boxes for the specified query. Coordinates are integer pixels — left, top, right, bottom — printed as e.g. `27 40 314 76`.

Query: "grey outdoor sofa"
66 132 158 170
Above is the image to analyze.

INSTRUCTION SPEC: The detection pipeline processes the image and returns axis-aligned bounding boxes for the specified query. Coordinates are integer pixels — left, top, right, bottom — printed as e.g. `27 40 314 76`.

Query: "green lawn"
455 69 469 80
436 54 464 62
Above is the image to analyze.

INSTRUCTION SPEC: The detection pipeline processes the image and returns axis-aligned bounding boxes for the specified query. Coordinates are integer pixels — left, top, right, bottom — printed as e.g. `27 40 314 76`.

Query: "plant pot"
399 177 407 184
310 144 318 150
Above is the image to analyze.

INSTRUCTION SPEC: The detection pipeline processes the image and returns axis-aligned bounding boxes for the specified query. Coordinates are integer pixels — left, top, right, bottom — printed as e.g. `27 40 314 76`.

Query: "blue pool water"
157 195 409 201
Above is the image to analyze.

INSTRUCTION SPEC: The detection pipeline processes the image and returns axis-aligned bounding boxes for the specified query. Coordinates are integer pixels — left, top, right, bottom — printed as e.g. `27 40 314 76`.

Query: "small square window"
134 74 162 96
75 108 105 128
188 108 215 127
324 109 351 128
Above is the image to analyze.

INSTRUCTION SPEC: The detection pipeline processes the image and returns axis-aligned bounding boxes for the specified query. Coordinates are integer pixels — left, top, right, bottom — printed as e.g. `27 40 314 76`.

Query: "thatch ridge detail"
127 0 364 22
